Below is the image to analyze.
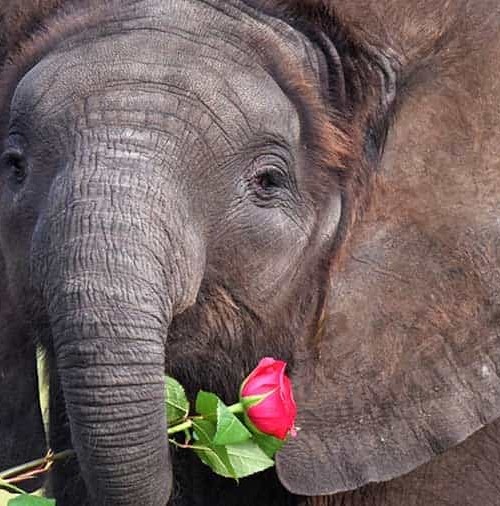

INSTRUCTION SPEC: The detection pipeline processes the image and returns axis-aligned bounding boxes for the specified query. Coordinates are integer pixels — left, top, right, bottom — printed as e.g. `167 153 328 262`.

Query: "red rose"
240 357 297 440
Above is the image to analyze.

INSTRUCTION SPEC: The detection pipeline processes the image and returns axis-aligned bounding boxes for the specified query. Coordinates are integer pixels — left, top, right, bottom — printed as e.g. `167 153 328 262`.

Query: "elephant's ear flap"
275 3 500 496
277 235 500 497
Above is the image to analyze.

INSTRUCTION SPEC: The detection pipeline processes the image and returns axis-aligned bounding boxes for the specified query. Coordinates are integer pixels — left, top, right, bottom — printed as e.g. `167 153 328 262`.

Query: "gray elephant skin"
1 1 500 505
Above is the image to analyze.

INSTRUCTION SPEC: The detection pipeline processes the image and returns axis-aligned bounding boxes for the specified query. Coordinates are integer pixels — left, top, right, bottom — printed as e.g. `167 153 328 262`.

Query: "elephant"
1 0 500 505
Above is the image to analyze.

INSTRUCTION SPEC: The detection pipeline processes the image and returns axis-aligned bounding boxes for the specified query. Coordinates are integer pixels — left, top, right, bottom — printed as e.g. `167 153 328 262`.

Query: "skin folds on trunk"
31 138 192 505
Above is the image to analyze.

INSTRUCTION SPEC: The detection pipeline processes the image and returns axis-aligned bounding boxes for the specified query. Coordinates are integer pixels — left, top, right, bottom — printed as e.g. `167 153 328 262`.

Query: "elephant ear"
275 0 500 496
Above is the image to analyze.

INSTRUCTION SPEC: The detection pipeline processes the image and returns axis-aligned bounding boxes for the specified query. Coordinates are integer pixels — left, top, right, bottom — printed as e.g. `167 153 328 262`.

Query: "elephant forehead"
10 0 320 142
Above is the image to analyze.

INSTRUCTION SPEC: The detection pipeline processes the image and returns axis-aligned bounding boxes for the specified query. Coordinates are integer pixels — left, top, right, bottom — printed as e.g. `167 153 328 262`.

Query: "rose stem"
227 403 244 414
0 449 75 481
167 403 245 436
168 419 193 435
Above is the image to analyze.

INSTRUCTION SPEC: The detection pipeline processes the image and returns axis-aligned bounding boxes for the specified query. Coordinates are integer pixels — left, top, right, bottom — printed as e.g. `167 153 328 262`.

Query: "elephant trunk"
32 141 202 505
52 307 171 506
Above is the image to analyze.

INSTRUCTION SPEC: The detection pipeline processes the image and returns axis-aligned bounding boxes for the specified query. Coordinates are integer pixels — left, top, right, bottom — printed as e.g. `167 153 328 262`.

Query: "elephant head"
1 0 500 505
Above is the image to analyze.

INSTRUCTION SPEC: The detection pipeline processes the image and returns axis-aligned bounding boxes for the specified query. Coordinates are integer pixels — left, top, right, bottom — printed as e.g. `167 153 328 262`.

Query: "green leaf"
164 376 189 424
225 440 275 478
251 432 284 459
191 445 235 479
195 391 219 418
213 402 251 446
241 410 284 458
195 393 251 445
192 419 217 441
192 420 236 479
8 496 56 505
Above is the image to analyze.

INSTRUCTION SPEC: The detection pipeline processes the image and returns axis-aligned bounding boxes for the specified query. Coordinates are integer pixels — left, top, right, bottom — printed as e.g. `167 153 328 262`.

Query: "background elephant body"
1 1 500 505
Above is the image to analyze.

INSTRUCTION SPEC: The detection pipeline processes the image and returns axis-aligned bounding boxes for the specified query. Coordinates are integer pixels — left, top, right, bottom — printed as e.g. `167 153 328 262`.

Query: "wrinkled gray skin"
3 0 500 505
2 1 339 504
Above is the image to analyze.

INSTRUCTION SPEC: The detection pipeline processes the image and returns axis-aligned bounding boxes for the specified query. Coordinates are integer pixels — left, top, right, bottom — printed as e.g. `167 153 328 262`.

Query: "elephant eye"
254 168 286 191
1 150 27 187
250 155 291 203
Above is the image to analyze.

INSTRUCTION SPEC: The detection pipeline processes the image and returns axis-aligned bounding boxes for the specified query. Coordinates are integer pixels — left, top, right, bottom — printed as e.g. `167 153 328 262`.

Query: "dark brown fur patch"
0 0 65 55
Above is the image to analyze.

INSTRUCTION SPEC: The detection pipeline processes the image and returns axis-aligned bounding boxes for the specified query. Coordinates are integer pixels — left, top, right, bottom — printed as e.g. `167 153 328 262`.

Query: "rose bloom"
240 357 297 440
